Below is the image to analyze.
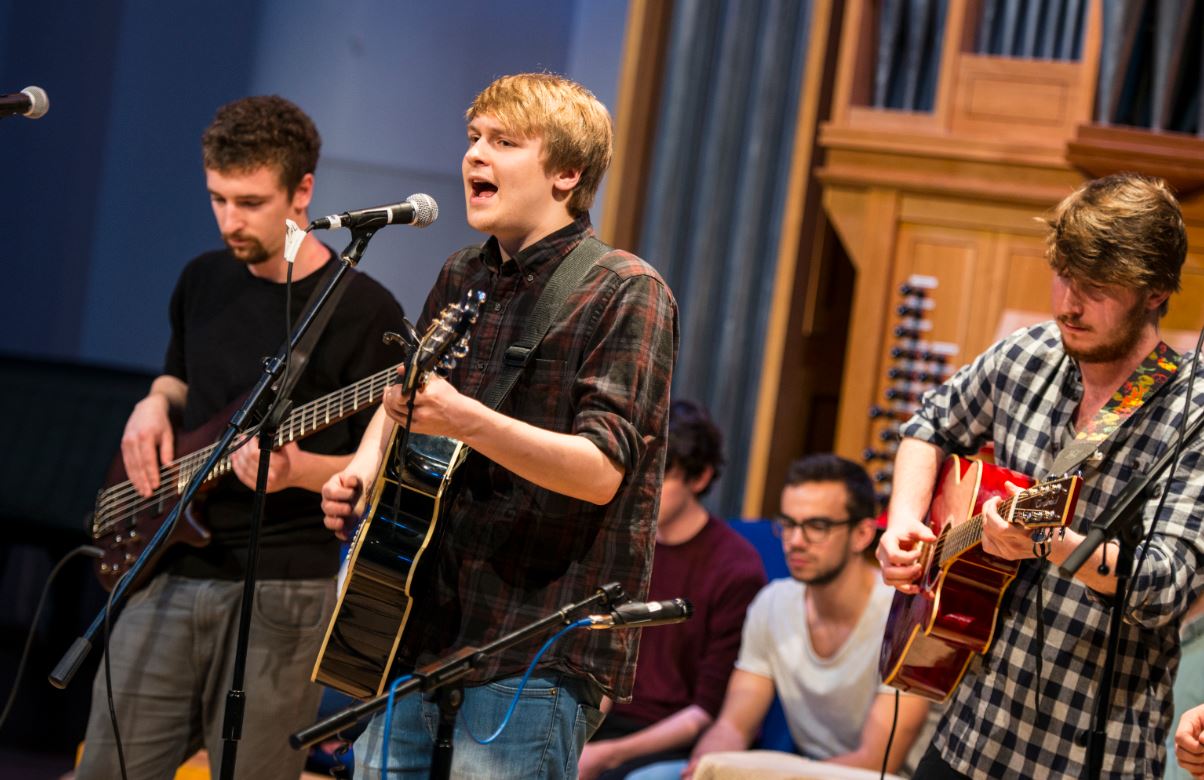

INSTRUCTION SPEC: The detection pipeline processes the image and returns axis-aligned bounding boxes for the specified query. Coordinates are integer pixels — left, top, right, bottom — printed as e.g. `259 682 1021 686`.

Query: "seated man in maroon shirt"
579 399 767 780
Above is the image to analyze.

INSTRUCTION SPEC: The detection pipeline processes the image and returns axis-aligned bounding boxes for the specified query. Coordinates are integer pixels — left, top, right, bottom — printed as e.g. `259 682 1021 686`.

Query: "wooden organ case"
818 0 1204 466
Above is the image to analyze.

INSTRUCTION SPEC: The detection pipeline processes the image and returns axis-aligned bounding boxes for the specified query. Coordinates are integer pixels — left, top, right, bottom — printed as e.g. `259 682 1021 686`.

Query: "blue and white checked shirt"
903 321 1204 778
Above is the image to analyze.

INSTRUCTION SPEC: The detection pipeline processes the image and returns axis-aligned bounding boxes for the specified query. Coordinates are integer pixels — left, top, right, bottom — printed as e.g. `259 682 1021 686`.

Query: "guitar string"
92 370 396 536
933 481 1073 569
934 493 1019 569
93 372 394 529
96 301 482 540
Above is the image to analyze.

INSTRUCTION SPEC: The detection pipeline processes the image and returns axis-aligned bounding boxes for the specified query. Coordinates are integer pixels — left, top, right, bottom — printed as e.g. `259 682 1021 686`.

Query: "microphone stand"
49 228 380 780
1059 406 1204 780
289 582 627 780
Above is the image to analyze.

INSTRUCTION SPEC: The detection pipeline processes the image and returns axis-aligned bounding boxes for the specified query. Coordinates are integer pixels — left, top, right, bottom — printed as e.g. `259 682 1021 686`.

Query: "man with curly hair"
76 95 405 780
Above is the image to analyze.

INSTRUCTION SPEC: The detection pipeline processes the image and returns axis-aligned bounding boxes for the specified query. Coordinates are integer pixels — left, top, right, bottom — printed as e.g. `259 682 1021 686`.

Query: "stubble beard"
1059 299 1150 364
790 543 851 588
225 236 271 266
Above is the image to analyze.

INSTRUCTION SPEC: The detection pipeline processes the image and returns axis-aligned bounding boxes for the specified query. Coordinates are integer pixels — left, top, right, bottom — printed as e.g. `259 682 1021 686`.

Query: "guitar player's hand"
980 482 1033 560
229 440 301 493
877 515 936 594
1175 702 1204 778
122 392 176 498
321 472 365 541
383 370 470 440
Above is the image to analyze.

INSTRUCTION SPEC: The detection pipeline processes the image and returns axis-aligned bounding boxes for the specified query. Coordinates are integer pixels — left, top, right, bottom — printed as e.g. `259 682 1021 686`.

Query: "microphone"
309 193 438 231
1 86 49 119
586 598 694 630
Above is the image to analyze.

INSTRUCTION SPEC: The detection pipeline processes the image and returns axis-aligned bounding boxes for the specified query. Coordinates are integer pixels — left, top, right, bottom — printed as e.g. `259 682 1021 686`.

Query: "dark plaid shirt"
395 216 678 700
903 321 1204 778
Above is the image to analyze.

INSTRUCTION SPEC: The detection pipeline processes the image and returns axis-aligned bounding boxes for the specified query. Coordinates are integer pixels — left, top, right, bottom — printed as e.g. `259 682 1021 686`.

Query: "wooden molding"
599 0 674 252
1066 123 1204 200
742 0 840 518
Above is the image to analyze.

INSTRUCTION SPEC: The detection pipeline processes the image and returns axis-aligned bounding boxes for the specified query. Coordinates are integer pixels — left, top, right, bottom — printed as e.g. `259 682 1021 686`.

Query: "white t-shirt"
735 576 895 759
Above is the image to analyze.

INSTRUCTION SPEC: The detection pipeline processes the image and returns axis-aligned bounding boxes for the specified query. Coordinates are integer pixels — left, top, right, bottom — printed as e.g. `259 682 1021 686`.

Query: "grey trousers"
75 573 336 780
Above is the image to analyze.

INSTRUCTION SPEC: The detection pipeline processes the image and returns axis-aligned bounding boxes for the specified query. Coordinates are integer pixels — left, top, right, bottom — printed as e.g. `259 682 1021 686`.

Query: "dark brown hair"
201 95 320 194
1045 172 1186 316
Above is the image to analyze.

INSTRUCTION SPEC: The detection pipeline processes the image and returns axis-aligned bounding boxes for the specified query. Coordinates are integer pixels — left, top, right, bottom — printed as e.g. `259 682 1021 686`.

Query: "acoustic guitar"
878 455 1081 701
312 293 483 699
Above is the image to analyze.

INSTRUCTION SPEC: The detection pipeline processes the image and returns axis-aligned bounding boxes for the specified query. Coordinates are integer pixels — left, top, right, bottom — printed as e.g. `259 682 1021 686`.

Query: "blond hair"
467 73 613 217
1045 173 1187 316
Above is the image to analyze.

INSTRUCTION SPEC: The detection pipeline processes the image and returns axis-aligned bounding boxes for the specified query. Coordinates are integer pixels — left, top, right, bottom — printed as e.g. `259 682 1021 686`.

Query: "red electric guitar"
879 455 1082 701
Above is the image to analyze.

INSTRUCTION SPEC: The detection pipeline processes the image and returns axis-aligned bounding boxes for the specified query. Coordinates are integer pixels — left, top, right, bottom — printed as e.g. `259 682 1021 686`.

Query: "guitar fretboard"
178 365 397 490
933 495 1016 569
931 480 1071 569
95 364 397 523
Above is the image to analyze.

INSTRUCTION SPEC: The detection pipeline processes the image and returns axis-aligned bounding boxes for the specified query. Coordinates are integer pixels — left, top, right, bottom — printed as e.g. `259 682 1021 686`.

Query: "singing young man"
321 73 678 778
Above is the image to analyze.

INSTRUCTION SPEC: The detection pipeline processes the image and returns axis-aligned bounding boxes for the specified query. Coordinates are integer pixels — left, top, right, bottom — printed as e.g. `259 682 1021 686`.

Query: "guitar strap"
1048 340 1182 476
478 235 610 411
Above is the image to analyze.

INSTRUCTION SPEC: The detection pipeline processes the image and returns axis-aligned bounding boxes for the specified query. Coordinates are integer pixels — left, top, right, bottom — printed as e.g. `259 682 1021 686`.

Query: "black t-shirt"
161 247 406 579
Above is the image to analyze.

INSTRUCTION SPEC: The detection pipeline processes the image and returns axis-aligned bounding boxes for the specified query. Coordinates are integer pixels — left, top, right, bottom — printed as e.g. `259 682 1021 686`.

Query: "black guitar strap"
479 235 609 411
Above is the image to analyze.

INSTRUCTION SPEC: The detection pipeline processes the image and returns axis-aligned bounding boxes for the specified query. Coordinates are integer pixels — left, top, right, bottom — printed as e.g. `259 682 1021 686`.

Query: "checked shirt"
903 321 1204 778
392 216 678 701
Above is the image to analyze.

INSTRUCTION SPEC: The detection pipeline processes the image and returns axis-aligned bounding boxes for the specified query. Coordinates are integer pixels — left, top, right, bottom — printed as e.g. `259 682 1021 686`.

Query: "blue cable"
376 616 592 777
464 618 594 745
380 673 414 780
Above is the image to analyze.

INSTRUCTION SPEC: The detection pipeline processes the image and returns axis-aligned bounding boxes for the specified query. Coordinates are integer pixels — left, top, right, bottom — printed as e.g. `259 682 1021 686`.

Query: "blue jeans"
354 672 605 779
626 759 687 780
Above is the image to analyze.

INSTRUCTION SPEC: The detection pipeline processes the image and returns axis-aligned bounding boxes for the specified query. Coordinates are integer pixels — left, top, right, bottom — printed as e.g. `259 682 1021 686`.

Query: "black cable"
0 544 102 734
103 570 131 780
879 688 900 780
1121 328 1204 607
388 391 418 523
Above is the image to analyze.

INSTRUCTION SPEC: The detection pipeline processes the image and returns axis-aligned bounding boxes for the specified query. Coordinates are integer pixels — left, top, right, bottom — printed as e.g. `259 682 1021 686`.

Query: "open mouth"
470 180 498 198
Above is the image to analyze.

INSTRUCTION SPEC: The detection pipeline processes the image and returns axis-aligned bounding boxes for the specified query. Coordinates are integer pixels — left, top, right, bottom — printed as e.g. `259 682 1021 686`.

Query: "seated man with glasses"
656 454 930 780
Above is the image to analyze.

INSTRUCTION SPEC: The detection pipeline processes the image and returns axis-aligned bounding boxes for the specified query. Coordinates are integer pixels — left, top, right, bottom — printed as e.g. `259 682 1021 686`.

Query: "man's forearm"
455 398 624 505
888 438 944 525
606 705 712 764
149 375 188 414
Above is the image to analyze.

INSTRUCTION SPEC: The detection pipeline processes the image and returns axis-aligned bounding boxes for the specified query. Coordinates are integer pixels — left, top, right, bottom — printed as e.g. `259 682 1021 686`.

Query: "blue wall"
1 0 628 372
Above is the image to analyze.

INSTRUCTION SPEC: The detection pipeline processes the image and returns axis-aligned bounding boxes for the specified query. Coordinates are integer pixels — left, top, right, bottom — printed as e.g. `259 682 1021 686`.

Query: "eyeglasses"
771 514 858 544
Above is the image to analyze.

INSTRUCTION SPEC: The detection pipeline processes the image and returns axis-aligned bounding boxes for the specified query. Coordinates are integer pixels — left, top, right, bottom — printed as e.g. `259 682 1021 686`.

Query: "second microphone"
309 193 438 231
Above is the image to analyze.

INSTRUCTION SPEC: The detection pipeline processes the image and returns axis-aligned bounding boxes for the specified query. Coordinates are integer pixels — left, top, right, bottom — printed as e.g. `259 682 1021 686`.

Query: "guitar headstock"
1007 474 1082 530
401 290 485 394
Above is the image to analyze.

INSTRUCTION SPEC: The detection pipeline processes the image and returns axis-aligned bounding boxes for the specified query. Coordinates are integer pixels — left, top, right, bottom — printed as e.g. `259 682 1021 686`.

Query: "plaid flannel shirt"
394 217 678 701
903 321 1204 778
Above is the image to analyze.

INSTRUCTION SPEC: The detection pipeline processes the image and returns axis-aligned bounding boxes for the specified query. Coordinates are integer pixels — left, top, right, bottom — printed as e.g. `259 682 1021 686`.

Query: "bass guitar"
312 294 482 699
878 455 1081 701
90 292 481 593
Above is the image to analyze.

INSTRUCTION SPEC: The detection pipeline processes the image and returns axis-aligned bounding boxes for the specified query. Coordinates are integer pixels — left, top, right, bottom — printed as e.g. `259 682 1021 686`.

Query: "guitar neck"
175 364 398 488
937 495 1017 568
276 364 397 445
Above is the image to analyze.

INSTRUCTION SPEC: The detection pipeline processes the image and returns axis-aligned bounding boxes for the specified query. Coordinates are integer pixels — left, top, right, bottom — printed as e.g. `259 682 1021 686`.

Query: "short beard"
225 237 270 266
792 542 851 587
1059 300 1150 364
